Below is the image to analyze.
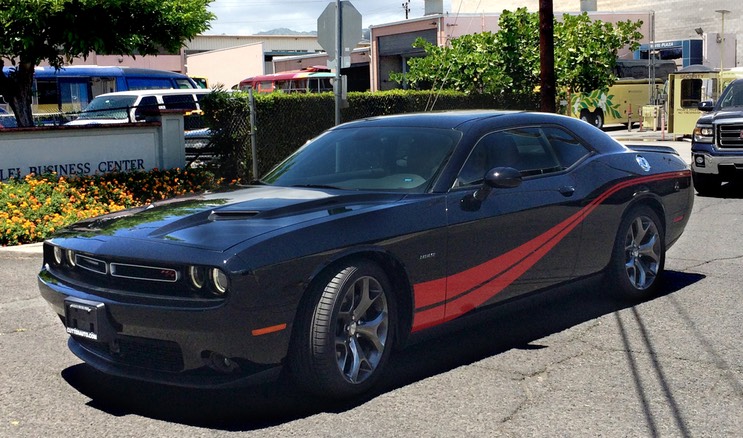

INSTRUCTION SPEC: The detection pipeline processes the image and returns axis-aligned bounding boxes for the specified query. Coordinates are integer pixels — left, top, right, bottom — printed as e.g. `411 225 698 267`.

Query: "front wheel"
692 171 721 196
290 260 396 398
608 205 665 301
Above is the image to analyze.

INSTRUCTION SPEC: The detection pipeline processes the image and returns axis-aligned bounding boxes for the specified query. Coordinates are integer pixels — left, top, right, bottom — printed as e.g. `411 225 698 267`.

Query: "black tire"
608 205 665 301
580 110 595 126
290 260 396 398
593 109 605 129
692 171 721 196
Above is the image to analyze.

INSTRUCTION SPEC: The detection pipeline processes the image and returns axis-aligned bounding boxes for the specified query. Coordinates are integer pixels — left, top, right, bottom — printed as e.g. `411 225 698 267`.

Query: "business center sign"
0 125 176 182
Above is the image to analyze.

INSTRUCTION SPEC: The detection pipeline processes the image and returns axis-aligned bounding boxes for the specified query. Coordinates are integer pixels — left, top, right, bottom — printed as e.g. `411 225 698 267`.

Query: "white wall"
0 114 185 181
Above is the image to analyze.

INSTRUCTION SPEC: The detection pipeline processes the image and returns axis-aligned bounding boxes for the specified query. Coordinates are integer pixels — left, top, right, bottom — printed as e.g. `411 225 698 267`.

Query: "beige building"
455 0 741 67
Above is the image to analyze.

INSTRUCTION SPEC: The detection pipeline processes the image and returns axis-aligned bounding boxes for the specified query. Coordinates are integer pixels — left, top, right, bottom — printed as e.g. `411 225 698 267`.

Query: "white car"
66 89 211 126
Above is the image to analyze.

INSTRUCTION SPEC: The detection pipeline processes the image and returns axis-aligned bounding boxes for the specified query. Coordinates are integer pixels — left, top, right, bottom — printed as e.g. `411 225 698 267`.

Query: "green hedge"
200 90 539 182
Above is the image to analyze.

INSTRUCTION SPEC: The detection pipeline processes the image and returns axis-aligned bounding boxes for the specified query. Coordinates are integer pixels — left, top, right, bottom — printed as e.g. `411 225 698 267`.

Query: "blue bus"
1 65 197 115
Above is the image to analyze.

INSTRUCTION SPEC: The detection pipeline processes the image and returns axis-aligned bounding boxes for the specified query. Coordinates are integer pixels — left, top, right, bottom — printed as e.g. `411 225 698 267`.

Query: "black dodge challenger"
39 111 693 398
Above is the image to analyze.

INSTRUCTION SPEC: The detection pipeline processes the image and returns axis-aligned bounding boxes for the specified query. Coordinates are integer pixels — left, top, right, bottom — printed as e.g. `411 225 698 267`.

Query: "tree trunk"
0 62 36 127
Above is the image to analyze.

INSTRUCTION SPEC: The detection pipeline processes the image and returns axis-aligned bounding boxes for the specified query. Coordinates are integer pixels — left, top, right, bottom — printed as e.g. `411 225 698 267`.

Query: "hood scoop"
208 210 261 221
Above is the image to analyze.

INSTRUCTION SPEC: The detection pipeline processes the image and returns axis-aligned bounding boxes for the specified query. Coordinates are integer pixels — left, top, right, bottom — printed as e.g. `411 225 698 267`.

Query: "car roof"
336 110 520 130
93 89 212 99
334 110 593 131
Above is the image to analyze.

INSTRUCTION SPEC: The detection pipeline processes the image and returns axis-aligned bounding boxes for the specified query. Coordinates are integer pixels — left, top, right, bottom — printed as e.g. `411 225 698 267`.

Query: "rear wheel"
580 110 594 126
609 205 665 301
593 109 605 129
290 260 396 398
692 171 721 196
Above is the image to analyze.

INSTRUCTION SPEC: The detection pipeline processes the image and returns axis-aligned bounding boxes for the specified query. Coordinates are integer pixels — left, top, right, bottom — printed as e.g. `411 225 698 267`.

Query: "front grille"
110 263 179 283
78 335 184 372
717 123 743 148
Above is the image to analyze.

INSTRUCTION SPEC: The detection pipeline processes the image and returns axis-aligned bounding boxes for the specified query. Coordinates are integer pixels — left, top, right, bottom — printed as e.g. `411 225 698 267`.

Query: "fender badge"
636 155 651 172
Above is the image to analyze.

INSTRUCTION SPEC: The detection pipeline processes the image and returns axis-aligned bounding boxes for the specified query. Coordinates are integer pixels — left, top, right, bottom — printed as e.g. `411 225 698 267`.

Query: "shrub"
0 168 225 246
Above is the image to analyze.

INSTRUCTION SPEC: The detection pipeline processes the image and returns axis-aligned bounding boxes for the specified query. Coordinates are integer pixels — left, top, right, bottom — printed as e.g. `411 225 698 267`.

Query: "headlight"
693 124 714 143
53 246 64 265
65 249 77 267
210 268 229 296
188 266 207 289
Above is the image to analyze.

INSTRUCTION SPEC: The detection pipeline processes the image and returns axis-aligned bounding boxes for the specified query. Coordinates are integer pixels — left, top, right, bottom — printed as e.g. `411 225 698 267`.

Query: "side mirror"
461 167 522 211
698 101 715 112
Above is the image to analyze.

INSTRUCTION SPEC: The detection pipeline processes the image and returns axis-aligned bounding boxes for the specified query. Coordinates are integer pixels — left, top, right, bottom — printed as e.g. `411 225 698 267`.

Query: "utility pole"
402 1 410 19
335 0 342 125
539 0 556 113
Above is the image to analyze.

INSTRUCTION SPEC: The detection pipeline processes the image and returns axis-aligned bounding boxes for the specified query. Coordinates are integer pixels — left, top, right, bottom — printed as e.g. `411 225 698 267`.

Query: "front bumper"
691 143 743 176
38 267 290 388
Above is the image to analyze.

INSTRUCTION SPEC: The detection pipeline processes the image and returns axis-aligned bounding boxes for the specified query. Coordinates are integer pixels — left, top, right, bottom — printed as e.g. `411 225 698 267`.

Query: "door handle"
559 185 576 197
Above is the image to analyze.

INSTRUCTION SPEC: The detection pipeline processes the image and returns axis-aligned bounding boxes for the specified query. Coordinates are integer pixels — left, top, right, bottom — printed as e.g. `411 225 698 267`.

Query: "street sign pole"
318 1 361 125
335 0 342 125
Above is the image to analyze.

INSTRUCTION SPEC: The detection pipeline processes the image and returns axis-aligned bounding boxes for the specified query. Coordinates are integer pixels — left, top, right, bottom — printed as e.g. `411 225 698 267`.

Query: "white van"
66 89 212 126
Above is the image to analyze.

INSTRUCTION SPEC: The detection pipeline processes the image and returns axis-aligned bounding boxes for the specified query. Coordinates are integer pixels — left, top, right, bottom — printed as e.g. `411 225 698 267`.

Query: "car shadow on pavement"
697 180 743 199
61 270 705 431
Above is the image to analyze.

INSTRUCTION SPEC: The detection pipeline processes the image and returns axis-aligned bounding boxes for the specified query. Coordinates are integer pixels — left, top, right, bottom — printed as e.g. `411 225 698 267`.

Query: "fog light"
206 351 239 373
65 249 76 267
694 155 705 167
53 246 64 265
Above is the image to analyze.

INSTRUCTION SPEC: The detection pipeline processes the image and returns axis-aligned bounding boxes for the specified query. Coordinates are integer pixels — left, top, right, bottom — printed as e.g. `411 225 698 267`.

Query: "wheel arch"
624 193 667 237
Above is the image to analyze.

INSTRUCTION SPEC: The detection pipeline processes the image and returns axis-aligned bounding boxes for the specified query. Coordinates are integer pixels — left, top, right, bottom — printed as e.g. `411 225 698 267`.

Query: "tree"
391 32 509 95
554 13 643 95
0 0 214 127
392 9 643 109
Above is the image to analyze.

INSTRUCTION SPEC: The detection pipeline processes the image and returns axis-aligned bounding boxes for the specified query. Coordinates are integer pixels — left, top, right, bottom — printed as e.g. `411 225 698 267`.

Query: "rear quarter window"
162 95 197 111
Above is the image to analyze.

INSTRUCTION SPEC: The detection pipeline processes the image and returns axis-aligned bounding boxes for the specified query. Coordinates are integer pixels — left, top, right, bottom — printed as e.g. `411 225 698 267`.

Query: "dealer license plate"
64 298 107 341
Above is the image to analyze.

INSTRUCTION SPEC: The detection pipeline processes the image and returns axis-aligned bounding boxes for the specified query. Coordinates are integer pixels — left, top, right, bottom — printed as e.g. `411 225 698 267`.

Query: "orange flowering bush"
0 168 228 246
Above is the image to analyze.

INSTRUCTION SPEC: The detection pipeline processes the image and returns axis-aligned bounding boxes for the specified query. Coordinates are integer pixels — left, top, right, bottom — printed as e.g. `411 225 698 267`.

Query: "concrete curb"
0 242 43 255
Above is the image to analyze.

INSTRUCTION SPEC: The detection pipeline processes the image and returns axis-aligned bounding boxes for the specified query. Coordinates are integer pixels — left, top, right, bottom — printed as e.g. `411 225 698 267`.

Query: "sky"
204 0 453 35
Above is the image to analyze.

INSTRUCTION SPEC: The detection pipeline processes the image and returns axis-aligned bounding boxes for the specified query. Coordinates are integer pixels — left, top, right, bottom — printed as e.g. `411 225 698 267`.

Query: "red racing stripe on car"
411 170 689 332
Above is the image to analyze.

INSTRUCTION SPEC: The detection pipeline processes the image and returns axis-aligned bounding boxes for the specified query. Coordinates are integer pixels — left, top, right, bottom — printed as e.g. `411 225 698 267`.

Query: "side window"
174 79 195 89
542 127 591 169
126 78 172 90
457 127 588 186
133 96 159 120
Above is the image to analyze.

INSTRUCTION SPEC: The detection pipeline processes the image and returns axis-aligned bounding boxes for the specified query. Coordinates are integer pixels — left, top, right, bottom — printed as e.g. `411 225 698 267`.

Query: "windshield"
718 81 743 109
262 126 461 193
78 96 137 120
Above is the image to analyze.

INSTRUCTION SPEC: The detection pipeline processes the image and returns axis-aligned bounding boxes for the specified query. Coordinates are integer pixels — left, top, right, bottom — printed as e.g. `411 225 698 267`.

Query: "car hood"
698 109 743 124
57 185 406 251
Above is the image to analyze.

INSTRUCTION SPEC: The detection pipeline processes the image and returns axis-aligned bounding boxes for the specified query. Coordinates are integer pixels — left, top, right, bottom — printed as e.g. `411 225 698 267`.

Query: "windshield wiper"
291 184 342 190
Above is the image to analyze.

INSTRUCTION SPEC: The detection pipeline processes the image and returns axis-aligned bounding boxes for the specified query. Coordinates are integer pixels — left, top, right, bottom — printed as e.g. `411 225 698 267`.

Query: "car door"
443 126 592 320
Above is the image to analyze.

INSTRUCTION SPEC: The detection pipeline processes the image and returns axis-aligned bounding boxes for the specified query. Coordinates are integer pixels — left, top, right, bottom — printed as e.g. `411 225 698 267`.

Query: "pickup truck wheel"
692 171 721 196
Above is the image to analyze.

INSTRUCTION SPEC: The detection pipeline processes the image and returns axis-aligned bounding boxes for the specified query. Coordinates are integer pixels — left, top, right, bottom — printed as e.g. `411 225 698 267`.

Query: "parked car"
66 88 211 126
38 111 693 399
0 107 16 128
692 78 743 195
184 127 214 165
